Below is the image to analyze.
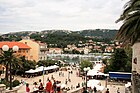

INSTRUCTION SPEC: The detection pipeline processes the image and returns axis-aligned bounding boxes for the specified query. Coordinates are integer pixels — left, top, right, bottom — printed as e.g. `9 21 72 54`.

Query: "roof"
109 72 131 74
0 42 31 49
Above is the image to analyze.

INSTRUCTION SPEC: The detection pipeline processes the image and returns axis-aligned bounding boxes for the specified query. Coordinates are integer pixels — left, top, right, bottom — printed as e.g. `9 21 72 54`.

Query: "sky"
0 0 127 34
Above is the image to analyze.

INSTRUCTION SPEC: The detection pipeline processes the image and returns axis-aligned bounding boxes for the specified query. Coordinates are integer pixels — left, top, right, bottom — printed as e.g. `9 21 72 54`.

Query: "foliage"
104 48 131 73
0 79 20 88
12 80 20 87
1 29 117 48
116 0 140 45
0 50 22 81
80 60 93 71
37 60 59 67
14 56 36 76
0 79 10 88
124 46 132 72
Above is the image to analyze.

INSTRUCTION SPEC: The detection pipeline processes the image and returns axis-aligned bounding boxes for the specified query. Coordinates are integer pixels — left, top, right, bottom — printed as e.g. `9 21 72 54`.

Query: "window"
26 50 28 53
134 58 137 64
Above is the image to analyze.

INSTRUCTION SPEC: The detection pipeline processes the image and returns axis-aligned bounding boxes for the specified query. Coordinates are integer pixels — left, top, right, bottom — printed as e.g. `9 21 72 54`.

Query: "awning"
109 72 131 79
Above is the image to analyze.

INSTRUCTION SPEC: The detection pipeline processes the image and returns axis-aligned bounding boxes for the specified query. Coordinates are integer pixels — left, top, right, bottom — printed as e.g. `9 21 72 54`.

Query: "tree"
116 0 140 45
80 60 93 71
15 56 36 76
104 48 130 73
110 48 128 71
116 1 140 92
37 60 59 67
0 50 22 81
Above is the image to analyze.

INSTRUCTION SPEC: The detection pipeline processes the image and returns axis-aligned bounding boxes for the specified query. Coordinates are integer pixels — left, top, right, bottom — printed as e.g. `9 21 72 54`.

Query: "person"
88 87 93 93
57 85 61 93
39 79 43 86
93 86 97 93
65 79 68 84
38 82 44 93
82 87 88 93
117 87 120 93
26 83 30 93
33 82 38 93
105 88 109 93
46 80 52 93
53 80 57 93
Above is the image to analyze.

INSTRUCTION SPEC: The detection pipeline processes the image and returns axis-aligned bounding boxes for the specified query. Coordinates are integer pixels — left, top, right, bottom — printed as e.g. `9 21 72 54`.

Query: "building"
48 48 63 54
0 42 31 71
132 42 140 93
20 38 47 62
105 46 114 53
0 42 31 60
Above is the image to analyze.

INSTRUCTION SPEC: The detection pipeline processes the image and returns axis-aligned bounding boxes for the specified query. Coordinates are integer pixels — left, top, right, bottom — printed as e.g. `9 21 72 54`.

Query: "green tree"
37 60 59 67
80 60 93 71
0 50 22 81
124 46 132 72
105 48 129 72
16 56 36 76
116 0 140 45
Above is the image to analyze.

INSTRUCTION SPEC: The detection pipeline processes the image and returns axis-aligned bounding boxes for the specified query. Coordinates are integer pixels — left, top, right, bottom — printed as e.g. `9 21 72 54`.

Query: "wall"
20 39 39 62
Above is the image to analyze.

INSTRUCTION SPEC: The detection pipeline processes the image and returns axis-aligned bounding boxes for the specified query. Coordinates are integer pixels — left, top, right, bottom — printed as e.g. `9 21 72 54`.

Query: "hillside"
0 29 118 47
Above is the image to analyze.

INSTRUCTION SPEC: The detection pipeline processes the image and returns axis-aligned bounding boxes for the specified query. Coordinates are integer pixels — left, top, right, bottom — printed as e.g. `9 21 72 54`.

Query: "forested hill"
2 29 117 39
79 29 117 39
0 29 118 47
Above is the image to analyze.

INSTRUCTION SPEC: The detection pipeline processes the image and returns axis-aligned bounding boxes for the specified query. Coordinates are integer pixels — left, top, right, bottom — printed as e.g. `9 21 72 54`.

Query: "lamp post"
83 67 90 91
2 45 19 90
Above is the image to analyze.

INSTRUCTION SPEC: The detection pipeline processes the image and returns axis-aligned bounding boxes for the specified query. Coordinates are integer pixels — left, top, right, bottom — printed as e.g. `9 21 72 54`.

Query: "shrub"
12 80 20 87
0 79 10 88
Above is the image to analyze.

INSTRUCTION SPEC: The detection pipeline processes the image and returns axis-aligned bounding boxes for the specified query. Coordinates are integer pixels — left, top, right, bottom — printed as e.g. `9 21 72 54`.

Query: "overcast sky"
0 0 127 34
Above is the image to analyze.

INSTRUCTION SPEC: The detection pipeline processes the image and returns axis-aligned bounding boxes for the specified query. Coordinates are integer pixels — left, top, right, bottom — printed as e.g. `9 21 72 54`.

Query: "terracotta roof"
0 42 31 49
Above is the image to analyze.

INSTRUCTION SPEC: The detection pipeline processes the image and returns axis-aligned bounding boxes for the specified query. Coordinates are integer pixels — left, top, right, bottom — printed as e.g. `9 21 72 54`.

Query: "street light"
83 67 90 90
2 45 19 90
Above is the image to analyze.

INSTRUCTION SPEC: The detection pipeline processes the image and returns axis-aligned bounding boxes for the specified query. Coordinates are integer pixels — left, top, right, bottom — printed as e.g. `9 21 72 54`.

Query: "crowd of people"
24 65 115 93
26 77 61 93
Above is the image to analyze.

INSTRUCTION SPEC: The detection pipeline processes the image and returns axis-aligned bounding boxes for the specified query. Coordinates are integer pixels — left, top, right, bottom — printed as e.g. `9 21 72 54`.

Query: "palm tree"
116 0 140 93
116 0 140 45
0 50 22 81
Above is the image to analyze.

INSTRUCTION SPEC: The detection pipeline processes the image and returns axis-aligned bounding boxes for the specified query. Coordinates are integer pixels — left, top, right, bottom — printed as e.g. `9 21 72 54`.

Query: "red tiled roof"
0 42 31 49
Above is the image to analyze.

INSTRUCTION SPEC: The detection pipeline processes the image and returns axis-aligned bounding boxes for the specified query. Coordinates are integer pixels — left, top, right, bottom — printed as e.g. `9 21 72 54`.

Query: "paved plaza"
14 68 126 93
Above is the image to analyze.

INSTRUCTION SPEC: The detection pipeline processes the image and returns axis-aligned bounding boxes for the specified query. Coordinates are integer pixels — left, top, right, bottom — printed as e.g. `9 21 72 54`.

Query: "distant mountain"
2 29 117 39
0 29 118 47
78 29 118 39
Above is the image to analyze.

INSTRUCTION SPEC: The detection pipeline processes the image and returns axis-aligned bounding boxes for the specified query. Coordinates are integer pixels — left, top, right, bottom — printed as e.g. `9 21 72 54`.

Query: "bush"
0 79 10 88
12 80 20 87
0 79 20 88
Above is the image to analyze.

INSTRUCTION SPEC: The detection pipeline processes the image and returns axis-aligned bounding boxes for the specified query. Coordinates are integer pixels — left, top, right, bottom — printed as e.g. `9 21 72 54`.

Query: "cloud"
0 0 127 33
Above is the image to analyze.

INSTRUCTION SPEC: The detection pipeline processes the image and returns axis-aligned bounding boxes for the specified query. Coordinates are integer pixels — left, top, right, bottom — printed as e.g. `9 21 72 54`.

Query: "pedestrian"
65 79 68 84
53 80 57 93
88 87 93 93
33 82 38 93
105 88 109 93
82 87 88 93
39 79 43 86
38 82 44 93
46 79 52 93
26 83 30 93
93 86 97 93
117 87 120 93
